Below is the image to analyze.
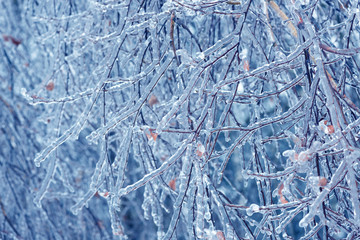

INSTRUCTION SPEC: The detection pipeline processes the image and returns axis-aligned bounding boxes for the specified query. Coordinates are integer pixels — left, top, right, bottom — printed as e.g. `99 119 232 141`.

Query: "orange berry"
216 231 225 240
278 183 284 195
243 60 250 71
169 179 176 191
280 196 288 204
318 177 327 187
278 183 288 203
196 143 205 157
148 95 159 107
46 81 54 91
326 125 335 134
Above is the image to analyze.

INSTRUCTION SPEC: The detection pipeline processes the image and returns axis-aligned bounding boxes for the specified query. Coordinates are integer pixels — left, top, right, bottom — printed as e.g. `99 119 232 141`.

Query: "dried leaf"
3 34 21 46
145 129 158 141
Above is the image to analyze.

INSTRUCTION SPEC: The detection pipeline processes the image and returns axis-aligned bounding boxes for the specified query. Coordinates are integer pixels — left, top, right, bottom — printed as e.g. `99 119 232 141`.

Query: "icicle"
70 189 97 215
70 139 108 215
34 43 122 166
33 156 57 207
347 165 360 227
117 138 190 197
217 131 253 184
186 177 197 239
299 224 323 240
57 161 74 193
276 203 306 234
205 174 236 238
109 203 127 238
87 54 173 142
156 67 203 134
195 162 205 238
201 33 234 59
142 185 152 220
299 158 348 227
163 146 193 239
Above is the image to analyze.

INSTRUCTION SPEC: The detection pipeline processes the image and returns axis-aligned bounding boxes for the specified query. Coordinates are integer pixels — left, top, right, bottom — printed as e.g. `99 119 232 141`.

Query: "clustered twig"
2 0 359 239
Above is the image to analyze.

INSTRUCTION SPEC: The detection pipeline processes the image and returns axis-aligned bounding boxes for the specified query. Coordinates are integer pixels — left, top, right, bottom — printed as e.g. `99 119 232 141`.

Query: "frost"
195 51 205 60
246 204 260 216
237 82 244 93
282 150 296 157
298 150 310 162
